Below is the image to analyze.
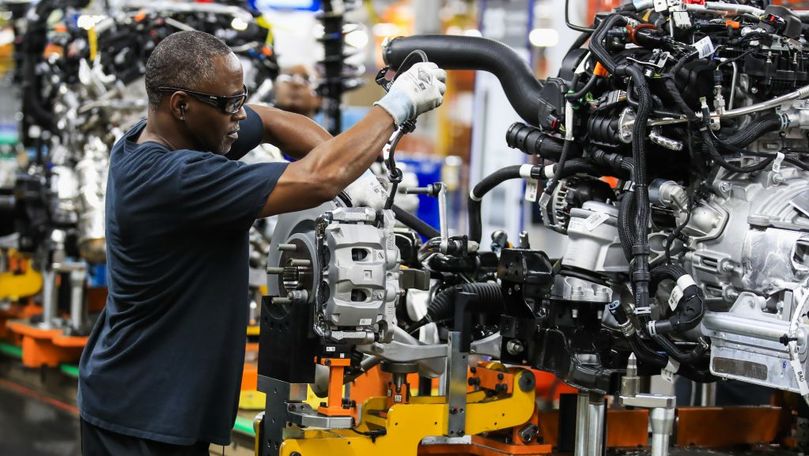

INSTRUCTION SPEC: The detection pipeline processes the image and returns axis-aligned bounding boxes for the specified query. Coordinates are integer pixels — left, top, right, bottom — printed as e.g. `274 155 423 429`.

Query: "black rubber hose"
649 264 687 292
652 334 708 364
703 130 775 173
589 148 634 179
629 334 668 369
608 302 669 369
648 264 704 335
589 14 627 74
409 282 503 331
618 192 636 261
552 158 604 178
618 63 653 315
392 204 440 239
469 165 526 243
722 114 783 148
383 35 543 125
506 123 564 161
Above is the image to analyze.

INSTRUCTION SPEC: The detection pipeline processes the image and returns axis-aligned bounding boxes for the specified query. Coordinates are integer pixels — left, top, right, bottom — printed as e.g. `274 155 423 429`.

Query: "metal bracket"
446 330 468 437
286 402 354 429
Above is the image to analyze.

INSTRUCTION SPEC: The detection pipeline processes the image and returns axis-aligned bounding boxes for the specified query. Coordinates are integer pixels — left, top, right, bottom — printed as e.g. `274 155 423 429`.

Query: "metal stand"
650 406 676 456
574 391 606 456
619 355 677 456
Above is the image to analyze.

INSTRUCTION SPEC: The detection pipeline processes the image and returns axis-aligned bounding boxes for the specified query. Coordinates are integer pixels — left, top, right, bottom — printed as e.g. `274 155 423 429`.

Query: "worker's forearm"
302 106 394 192
250 104 332 158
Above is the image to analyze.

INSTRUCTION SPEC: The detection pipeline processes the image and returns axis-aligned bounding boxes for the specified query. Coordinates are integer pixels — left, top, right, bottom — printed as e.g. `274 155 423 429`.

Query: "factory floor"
0 358 253 455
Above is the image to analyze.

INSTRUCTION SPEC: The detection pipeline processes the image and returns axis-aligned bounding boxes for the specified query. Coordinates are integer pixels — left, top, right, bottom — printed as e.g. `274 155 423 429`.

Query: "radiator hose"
383 35 543 126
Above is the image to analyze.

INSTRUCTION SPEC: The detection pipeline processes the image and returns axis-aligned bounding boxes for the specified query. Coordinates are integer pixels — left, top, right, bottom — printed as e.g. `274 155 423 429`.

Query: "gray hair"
145 31 233 108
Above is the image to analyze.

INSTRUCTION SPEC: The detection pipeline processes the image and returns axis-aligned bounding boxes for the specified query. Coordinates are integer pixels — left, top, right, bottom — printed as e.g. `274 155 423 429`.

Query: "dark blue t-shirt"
78 106 288 445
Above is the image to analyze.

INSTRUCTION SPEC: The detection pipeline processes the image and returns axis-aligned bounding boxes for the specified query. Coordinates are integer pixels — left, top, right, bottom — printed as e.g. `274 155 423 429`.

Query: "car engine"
259 3 809 452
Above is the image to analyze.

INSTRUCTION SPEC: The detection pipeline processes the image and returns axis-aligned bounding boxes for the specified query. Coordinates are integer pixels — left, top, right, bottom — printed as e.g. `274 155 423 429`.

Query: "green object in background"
60 364 80 378
0 342 22 359
233 416 256 437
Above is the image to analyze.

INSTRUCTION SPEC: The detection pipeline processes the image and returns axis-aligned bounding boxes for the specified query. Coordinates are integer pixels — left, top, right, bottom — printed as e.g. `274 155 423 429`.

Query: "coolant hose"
589 14 628 74
722 113 783 147
506 123 565 160
392 204 440 239
469 165 525 243
648 265 704 336
383 35 543 125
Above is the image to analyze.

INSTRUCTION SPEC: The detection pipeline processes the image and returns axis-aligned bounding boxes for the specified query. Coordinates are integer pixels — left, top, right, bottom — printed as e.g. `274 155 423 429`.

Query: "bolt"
497 373 504 380
266 266 284 274
506 339 524 356
289 259 311 267
278 243 298 251
773 173 785 185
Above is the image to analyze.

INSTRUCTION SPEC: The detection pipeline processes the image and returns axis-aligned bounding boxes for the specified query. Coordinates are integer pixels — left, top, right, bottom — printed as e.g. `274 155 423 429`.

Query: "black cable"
383 130 406 210
565 74 599 101
703 130 775 173
664 196 694 264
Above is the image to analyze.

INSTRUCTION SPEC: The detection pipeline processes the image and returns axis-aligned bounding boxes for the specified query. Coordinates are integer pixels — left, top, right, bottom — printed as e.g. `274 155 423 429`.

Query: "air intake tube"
383 35 543 126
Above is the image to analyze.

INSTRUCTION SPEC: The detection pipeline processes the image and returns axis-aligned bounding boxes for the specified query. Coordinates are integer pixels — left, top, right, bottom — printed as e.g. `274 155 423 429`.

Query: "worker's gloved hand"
343 169 387 210
374 62 447 126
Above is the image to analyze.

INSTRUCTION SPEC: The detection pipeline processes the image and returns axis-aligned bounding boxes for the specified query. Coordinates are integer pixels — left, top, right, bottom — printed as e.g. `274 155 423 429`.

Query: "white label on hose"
653 0 667 12
519 164 534 178
525 178 539 202
584 212 609 231
544 165 556 179
694 36 715 58
662 358 680 384
676 274 697 291
669 285 684 311
773 152 785 174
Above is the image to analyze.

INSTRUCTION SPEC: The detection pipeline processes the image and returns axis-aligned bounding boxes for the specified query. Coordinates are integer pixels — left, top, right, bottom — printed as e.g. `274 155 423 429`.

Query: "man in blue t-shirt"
77 30 445 455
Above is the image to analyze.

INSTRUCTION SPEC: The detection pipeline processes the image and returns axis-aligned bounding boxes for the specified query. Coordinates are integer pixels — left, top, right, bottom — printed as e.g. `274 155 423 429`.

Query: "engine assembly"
255 1 809 454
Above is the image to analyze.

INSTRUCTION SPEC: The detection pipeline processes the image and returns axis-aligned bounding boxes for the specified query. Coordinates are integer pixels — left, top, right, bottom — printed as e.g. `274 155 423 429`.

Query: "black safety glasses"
157 84 248 114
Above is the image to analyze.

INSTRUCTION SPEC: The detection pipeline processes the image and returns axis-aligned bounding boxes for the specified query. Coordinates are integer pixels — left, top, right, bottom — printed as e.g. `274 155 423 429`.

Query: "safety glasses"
158 84 248 114
276 74 313 86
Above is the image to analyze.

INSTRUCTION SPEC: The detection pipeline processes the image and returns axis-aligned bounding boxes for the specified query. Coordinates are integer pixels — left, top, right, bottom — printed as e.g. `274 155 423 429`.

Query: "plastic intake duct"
382 35 544 126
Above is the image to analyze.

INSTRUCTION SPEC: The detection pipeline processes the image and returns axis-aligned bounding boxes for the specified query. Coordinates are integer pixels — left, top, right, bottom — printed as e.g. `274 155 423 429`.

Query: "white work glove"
343 169 388 210
374 62 447 126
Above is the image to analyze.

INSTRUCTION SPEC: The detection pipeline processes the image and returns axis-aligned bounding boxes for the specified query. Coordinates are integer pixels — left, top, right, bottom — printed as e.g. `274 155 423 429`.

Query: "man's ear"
169 92 189 120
